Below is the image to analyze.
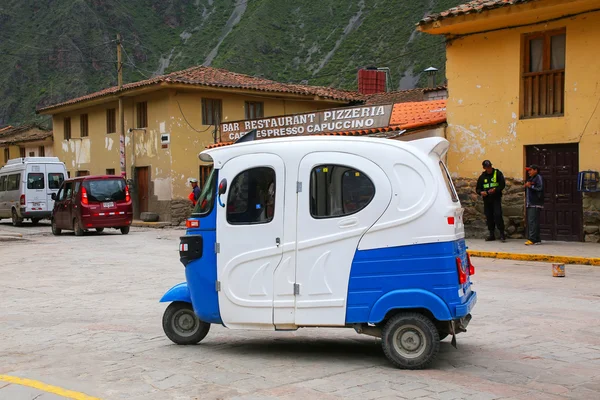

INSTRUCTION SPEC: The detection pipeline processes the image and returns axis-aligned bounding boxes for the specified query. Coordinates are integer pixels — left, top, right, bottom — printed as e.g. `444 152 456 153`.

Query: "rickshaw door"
216 154 285 329
295 152 392 326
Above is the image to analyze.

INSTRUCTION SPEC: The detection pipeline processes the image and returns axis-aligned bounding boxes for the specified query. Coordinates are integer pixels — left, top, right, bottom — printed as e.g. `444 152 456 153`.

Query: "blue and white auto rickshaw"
161 135 477 369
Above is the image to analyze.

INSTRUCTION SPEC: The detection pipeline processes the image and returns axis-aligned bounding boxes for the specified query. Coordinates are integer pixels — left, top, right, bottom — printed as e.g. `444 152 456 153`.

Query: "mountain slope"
0 0 462 126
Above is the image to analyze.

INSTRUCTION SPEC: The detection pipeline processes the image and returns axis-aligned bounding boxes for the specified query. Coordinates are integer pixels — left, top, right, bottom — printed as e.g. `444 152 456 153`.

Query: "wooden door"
526 144 582 241
136 167 149 214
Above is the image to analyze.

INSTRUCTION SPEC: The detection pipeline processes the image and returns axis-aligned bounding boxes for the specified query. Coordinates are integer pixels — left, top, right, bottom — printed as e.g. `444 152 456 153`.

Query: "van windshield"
84 179 126 202
192 169 216 216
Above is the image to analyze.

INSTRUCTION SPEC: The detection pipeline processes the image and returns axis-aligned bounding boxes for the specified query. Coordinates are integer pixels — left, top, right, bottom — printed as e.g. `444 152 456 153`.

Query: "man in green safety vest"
476 160 506 242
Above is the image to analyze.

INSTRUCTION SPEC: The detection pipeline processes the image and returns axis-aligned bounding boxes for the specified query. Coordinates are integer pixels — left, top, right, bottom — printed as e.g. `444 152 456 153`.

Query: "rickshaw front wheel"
162 301 210 345
381 312 440 369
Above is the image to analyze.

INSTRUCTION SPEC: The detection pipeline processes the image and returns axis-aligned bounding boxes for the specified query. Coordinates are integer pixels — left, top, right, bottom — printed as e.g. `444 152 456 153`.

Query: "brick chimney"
358 67 387 95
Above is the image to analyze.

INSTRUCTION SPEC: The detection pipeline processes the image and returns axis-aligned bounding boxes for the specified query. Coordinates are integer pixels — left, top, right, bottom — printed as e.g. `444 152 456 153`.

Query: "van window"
7 174 20 191
227 167 275 225
84 179 126 202
310 165 375 218
27 173 45 189
0 175 5 191
439 161 459 202
58 182 74 201
48 173 64 189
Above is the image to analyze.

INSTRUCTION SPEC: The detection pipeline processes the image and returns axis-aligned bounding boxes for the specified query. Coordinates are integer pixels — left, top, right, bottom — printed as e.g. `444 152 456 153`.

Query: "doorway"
135 167 149 216
526 144 582 241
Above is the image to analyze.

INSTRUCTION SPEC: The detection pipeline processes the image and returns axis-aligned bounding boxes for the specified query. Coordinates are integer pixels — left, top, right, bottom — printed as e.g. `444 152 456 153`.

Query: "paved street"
1 223 599 400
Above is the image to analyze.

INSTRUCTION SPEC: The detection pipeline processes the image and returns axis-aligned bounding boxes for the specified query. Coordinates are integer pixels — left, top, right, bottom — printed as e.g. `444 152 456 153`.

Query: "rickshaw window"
439 161 459 202
192 168 217 216
227 167 275 225
310 165 375 219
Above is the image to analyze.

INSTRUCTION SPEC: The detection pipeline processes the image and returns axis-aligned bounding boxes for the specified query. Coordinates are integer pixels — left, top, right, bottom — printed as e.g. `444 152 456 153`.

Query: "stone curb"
468 250 600 266
131 221 172 229
0 233 23 238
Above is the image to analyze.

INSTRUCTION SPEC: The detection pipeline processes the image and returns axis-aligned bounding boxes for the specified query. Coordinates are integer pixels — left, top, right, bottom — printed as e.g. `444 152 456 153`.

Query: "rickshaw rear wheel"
162 301 210 345
381 312 439 369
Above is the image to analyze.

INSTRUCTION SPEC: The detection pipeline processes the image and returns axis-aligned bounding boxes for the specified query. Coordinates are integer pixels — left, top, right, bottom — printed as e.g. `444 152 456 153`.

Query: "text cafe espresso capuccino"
220 104 393 142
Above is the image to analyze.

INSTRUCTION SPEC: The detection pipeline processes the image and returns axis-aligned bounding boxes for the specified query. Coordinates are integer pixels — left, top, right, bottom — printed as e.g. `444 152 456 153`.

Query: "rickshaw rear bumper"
455 290 477 318
160 282 191 304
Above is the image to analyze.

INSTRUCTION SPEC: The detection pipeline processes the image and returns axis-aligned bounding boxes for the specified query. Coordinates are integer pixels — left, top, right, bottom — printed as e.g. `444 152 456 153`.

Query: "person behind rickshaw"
188 178 201 206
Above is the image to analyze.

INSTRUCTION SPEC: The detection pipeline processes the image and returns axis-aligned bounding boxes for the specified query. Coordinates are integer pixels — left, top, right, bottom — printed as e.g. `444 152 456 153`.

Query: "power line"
176 99 215 134
578 95 600 142
0 37 117 54
121 46 151 79
0 51 116 64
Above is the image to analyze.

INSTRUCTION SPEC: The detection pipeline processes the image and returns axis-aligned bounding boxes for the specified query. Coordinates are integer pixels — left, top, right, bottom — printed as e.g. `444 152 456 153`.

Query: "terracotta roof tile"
37 66 363 113
419 0 536 25
0 125 14 134
0 125 53 146
364 86 447 105
206 100 446 149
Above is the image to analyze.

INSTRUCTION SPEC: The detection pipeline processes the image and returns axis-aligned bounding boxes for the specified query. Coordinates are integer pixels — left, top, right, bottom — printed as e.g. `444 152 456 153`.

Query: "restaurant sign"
220 104 393 142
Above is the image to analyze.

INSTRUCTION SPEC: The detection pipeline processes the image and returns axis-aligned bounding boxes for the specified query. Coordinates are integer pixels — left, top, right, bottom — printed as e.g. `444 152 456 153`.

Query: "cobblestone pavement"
1 225 599 400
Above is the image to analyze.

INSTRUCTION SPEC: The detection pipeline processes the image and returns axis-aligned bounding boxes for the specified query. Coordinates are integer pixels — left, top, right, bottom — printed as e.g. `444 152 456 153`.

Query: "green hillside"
0 0 462 127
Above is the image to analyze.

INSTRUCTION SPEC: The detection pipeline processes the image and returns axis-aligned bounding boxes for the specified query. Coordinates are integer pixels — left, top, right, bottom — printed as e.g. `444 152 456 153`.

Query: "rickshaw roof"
200 136 449 168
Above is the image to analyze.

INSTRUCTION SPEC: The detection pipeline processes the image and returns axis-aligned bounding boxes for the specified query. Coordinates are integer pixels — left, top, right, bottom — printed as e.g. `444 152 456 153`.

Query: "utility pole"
117 33 126 178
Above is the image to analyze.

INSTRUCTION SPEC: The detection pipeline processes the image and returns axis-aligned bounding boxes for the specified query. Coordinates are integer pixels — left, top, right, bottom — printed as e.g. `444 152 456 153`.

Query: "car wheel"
73 219 84 236
51 219 61 236
95 228 104 233
120 226 130 235
31 218 41 225
11 209 23 227
381 312 440 369
162 302 210 345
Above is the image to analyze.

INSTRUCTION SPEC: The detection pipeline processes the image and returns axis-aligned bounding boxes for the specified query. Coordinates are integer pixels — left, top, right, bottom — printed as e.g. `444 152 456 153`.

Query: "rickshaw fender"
160 282 191 303
367 289 452 323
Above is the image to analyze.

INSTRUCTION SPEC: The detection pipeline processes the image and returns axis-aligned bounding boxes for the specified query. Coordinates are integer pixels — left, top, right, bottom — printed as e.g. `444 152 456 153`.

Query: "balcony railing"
522 69 564 118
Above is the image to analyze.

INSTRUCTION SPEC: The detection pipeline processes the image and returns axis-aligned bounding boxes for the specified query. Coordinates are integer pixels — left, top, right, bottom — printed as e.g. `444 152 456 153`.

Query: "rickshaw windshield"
191 169 217 216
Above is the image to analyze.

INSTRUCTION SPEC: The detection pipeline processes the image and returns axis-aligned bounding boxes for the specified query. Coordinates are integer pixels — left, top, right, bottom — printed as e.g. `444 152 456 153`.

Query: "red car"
51 175 133 236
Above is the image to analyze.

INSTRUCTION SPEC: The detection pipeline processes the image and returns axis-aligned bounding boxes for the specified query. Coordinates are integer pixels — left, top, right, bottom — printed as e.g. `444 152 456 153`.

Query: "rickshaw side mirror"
218 179 228 195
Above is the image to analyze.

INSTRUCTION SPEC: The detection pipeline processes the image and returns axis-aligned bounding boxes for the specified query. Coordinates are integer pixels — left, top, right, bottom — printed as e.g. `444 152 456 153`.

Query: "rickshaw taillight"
186 219 200 228
456 257 467 284
447 216 455 225
125 185 131 202
467 253 475 276
81 187 89 205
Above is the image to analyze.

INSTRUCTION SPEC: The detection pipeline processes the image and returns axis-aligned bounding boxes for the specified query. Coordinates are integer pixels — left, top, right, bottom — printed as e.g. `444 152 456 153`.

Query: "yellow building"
418 0 600 242
0 126 54 168
38 66 360 223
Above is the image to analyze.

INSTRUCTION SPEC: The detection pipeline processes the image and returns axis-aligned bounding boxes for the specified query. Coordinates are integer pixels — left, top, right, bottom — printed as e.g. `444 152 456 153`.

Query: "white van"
0 157 67 226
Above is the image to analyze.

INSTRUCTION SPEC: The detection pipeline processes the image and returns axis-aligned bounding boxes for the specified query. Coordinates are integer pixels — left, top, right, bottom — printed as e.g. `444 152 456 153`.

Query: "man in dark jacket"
476 160 506 242
524 165 544 245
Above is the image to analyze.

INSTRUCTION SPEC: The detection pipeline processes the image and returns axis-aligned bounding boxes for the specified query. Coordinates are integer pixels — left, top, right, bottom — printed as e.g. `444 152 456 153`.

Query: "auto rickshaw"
160 135 476 369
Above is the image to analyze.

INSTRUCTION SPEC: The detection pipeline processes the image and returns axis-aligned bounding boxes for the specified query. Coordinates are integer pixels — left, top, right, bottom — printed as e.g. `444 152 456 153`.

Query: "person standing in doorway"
476 160 506 242
524 165 544 245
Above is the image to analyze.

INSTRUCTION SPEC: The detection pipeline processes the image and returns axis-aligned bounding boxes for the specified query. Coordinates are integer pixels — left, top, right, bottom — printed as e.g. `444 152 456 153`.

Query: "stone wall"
583 192 600 243
171 199 194 225
454 177 526 239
